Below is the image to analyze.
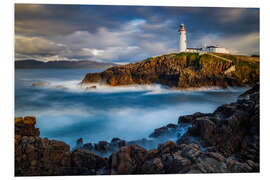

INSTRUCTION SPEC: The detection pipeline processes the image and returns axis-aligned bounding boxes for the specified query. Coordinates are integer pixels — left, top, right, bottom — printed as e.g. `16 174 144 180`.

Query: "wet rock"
82 143 93 151
144 149 159 161
109 144 147 174
127 138 155 149
94 141 109 153
157 141 177 154
239 84 259 100
31 82 50 87
149 126 169 138
71 149 107 175
189 117 216 145
178 112 210 124
15 116 108 176
110 138 126 149
214 103 238 118
180 143 201 160
161 150 191 173
15 116 40 137
194 155 228 173
141 158 165 174
166 123 178 129
55 85 67 89
206 152 226 162
86 86 97 90
76 138 83 148
96 167 110 175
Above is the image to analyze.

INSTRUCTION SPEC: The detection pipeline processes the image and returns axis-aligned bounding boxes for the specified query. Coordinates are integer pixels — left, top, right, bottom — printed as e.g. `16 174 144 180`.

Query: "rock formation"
81 53 259 89
15 85 259 175
15 116 107 176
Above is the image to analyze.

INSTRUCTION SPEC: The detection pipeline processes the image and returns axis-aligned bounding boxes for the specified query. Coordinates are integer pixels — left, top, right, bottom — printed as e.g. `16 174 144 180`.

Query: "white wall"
179 31 187 52
207 47 229 53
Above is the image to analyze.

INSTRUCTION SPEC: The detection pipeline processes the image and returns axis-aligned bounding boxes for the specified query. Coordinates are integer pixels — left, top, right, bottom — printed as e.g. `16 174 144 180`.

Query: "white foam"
31 77 249 95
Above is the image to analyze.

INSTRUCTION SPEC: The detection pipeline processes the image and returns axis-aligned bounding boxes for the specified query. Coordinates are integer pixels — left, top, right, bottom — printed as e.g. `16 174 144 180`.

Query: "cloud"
191 32 259 55
14 5 260 62
15 35 66 56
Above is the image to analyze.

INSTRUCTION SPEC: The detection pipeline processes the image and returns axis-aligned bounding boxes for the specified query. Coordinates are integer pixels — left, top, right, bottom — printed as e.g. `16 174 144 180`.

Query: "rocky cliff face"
15 85 259 175
15 117 107 176
81 53 259 88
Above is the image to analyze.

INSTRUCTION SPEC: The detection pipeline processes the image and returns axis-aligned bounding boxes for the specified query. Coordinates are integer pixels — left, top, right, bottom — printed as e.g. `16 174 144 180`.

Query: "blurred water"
15 69 247 147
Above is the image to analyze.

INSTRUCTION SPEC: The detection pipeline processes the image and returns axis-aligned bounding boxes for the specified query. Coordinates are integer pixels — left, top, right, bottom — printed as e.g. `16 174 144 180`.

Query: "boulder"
144 149 159 161
157 141 177 154
166 123 178 129
180 143 201 160
141 158 165 174
76 138 83 148
178 112 209 124
109 144 147 174
31 82 50 87
82 143 93 151
94 141 109 153
188 117 216 145
161 150 191 173
15 116 40 137
86 86 97 90
149 126 169 138
71 149 106 175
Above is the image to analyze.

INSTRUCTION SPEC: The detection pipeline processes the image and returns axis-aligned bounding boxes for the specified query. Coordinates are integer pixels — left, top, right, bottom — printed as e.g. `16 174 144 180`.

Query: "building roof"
206 45 220 48
178 24 186 32
187 48 202 50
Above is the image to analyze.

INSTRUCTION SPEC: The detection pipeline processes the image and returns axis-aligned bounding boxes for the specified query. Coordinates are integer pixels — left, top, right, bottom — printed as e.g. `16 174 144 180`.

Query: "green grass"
173 52 199 58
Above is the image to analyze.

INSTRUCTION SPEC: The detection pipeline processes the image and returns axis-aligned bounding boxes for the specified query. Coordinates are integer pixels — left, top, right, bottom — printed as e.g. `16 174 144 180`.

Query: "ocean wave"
30 77 249 95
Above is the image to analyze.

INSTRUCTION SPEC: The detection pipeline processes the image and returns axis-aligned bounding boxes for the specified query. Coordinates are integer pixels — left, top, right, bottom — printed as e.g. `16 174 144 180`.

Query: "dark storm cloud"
15 4 259 62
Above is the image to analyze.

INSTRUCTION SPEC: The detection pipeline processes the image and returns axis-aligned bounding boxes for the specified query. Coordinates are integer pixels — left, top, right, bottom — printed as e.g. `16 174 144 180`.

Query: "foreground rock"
178 84 259 162
81 53 259 89
15 116 107 176
31 82 50 87
15 85 259 175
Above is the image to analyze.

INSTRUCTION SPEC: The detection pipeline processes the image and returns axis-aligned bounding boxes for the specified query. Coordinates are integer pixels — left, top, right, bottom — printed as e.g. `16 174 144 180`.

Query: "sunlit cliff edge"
81 52 259 89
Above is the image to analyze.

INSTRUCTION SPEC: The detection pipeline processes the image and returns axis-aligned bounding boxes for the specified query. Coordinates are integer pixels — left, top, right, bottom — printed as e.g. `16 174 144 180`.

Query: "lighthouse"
178 24 187 52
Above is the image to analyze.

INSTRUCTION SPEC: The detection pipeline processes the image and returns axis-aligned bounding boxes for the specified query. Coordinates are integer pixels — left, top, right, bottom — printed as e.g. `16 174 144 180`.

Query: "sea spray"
15 69 248 148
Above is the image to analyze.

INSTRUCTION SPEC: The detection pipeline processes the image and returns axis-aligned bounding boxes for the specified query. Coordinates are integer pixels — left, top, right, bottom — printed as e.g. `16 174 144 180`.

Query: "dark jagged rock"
15 85 259 175
81 53 259 89
141 157 165 174
149 124 178 138
109 144 147 174
15 117 107 176
15 116 40 137
178 112 211 124
76 138 83 148
94 141 109 153
82 143 93 151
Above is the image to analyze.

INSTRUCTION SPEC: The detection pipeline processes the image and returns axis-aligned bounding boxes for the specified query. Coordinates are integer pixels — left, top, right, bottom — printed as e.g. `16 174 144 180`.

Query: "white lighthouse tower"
178 24 187 52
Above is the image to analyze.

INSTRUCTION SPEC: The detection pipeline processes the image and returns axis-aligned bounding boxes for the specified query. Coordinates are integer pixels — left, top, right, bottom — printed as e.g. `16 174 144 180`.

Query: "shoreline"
15 84 259 175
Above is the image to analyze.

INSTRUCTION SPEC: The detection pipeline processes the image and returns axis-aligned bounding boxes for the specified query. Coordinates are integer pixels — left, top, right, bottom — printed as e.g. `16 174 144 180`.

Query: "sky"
15 4 259 63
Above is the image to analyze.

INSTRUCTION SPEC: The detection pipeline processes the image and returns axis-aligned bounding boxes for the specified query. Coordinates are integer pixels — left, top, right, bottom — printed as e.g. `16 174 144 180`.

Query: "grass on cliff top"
139 52 259 72
141 52 199 63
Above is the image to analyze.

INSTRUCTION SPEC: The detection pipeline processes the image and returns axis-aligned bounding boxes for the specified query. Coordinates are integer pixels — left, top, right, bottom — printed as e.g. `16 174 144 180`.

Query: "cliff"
15 85 259 175
81 53 259 88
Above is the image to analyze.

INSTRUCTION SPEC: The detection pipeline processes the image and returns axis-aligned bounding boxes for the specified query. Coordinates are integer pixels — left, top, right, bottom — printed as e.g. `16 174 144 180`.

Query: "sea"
15 68 248 148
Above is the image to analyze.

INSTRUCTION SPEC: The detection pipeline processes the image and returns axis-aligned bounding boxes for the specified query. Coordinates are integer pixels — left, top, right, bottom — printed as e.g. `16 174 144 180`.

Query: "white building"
178 24 187 52
178 24 229 54
204 46 229 54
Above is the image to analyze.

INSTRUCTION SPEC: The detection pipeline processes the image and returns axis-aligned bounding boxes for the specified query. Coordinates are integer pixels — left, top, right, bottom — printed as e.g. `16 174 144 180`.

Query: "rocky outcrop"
15 85 259 175
15 116 108 176
81 53 259 89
